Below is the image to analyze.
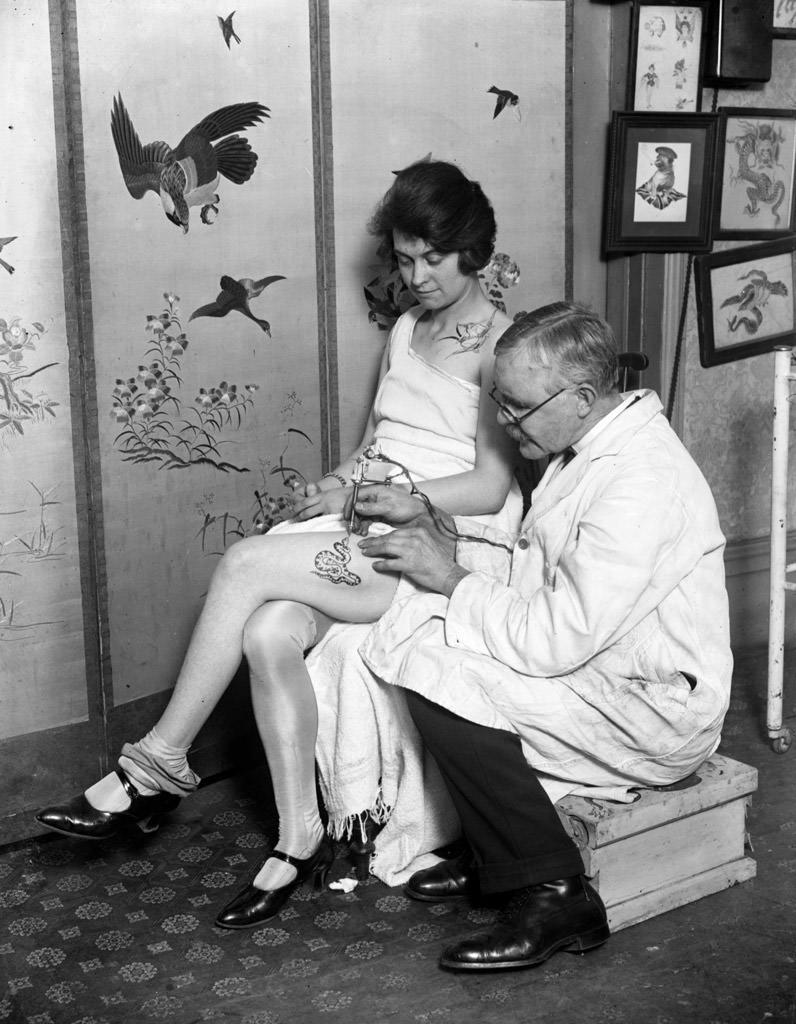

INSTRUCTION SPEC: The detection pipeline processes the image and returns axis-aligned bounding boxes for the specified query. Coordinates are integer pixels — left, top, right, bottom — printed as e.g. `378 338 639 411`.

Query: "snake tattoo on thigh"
312 538 362 586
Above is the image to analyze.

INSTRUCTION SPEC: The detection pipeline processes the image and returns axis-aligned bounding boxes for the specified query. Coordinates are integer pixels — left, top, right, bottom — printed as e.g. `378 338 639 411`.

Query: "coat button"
517 537 529 550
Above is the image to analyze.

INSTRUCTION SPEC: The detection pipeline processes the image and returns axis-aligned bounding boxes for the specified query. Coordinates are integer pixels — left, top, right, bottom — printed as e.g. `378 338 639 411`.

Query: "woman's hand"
292 482 351 521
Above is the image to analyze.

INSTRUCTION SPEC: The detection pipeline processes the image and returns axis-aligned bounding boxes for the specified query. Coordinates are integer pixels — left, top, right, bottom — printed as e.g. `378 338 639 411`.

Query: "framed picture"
628 2 709 112
694 237 796 367
604 112 719 255
772 0 796 38
714 107 796 238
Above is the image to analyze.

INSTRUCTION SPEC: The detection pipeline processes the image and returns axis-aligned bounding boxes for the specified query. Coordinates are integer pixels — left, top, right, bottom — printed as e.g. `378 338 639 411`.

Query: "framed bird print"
627 1 709 112
603 111 719 254
694 237 796 366
713 107 796 239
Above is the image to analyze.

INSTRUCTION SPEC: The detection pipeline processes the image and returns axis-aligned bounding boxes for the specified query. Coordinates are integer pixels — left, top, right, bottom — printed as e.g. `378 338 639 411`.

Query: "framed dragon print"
714 107 796 239
604 111 719 254
628 2 709 112
694 237 796 367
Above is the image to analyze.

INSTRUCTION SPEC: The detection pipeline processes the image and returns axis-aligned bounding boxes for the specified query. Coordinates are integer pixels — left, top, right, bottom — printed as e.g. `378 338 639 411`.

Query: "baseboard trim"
724 530 796 651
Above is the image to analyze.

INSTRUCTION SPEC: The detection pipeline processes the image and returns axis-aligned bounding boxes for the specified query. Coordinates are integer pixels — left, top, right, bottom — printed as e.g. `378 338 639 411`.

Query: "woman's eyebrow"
394 244 436 258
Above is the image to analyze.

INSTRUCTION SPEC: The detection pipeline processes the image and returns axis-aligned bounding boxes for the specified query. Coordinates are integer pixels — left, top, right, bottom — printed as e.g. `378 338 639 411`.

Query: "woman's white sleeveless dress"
271 306 522 884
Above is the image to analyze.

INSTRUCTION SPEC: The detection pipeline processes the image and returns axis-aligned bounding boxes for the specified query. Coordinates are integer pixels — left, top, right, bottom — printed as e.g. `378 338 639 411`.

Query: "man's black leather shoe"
404 853 477 902
439 875 609 971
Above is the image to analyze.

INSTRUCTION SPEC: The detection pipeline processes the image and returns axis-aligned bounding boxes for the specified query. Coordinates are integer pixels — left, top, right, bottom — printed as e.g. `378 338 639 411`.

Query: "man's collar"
570 393 639 454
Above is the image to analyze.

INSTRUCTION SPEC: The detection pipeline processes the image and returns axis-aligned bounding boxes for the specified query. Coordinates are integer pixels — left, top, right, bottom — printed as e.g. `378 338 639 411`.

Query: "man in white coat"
352 301 732 972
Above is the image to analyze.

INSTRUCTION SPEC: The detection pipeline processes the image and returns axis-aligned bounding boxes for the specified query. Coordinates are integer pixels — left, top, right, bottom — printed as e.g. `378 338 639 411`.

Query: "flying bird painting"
110 94 269 233
218 11 241 48
190 274 286 335
488 85 519 119
0 237 17 275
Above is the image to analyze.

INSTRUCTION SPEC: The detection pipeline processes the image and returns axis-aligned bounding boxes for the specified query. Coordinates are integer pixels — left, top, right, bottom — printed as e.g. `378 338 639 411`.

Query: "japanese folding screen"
0 0 568 841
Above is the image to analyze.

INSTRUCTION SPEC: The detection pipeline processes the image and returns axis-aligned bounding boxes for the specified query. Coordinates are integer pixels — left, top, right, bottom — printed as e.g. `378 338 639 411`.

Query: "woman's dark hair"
368 159 497 273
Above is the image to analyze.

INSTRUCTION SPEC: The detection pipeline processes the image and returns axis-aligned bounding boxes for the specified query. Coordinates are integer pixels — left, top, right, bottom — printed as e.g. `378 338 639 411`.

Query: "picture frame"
604 111 719 255
772 0 796 38
694 237 796 367
714 107 796 239
627 2 709 112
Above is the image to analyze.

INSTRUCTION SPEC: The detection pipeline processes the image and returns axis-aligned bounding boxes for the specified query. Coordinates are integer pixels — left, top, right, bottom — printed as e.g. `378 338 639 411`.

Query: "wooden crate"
556 754 758 932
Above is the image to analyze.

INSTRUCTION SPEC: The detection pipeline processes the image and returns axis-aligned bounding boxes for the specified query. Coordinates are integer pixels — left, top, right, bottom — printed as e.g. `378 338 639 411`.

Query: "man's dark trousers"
406 691 585 892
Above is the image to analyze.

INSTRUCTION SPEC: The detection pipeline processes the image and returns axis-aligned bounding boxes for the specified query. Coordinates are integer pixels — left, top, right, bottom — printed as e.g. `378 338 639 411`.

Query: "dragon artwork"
720 269 789 335
726 121 788 227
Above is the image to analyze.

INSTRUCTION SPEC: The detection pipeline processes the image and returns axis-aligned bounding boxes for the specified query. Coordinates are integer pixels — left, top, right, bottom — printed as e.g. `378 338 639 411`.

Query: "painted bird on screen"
0 237 17 275
190 274 286 335
488 86 519 119
218 11 241 48
110 94 269 233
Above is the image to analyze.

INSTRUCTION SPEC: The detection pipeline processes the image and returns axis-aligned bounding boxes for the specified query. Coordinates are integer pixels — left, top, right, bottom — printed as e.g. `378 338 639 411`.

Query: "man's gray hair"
495 302 619 396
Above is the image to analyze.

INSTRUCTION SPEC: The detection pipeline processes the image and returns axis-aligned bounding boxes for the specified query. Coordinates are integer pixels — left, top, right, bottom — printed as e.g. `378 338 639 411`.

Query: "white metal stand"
767 345 794 753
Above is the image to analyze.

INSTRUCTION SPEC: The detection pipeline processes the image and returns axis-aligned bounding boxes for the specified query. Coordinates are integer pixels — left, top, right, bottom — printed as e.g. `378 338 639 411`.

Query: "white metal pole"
767 346 793 748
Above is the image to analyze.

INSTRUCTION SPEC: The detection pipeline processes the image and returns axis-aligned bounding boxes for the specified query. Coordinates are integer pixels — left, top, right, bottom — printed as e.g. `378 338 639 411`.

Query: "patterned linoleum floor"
1 647 795 1024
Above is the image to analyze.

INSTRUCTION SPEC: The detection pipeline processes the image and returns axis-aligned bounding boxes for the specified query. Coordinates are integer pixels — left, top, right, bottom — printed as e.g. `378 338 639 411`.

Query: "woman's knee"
242 600 318 672
215 535 266 584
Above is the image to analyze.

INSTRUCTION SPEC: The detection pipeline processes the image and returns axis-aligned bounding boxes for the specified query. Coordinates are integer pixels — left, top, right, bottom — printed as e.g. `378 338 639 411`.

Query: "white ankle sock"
118 727 197 796
85 728 195 812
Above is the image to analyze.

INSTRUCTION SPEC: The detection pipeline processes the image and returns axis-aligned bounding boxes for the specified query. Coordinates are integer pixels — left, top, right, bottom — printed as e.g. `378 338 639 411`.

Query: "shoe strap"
269 849 303 869
270 844 327 870
115 767 141 802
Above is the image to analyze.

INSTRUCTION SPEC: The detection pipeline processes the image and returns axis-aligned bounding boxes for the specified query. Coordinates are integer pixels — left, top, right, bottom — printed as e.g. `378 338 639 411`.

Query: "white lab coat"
360 390 733 791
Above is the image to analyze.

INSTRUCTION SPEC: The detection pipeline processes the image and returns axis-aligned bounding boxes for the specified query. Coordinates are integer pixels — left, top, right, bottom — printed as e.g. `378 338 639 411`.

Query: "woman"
36 159 523 928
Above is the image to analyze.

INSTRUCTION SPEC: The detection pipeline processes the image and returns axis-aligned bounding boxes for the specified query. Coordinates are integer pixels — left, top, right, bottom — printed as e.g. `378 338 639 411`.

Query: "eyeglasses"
488 384 570 428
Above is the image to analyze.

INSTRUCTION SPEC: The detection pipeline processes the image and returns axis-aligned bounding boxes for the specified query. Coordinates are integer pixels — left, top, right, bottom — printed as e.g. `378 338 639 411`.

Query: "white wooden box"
556 754 758 932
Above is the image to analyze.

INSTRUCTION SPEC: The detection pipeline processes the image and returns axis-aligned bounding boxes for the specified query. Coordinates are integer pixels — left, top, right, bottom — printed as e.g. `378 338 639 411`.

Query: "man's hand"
344 483 426 529
354 486 468 596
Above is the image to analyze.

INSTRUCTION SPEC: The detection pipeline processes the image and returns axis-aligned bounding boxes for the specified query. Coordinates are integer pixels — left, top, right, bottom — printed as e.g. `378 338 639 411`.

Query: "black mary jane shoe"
35 768 181 840
215 838 335 930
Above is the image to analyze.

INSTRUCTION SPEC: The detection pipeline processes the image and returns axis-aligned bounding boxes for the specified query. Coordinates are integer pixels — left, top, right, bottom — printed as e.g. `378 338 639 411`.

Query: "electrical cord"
357 449 514 553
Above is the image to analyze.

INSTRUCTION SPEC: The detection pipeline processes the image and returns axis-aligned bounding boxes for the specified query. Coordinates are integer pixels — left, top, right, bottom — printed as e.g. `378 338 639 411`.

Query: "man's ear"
574 384 597 417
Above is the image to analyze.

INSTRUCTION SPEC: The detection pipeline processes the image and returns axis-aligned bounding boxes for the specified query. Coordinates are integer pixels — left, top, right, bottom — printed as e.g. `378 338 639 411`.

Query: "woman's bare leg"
156 530 398 746
242 600 332 890
87 530 397 809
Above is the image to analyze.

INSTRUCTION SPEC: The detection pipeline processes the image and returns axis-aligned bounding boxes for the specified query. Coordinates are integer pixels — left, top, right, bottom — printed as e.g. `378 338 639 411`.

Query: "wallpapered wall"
0 0 568 834
683 42 796 544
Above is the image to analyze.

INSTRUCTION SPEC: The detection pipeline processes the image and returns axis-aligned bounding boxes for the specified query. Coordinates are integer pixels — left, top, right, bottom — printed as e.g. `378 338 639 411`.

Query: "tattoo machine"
346 453 370 536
